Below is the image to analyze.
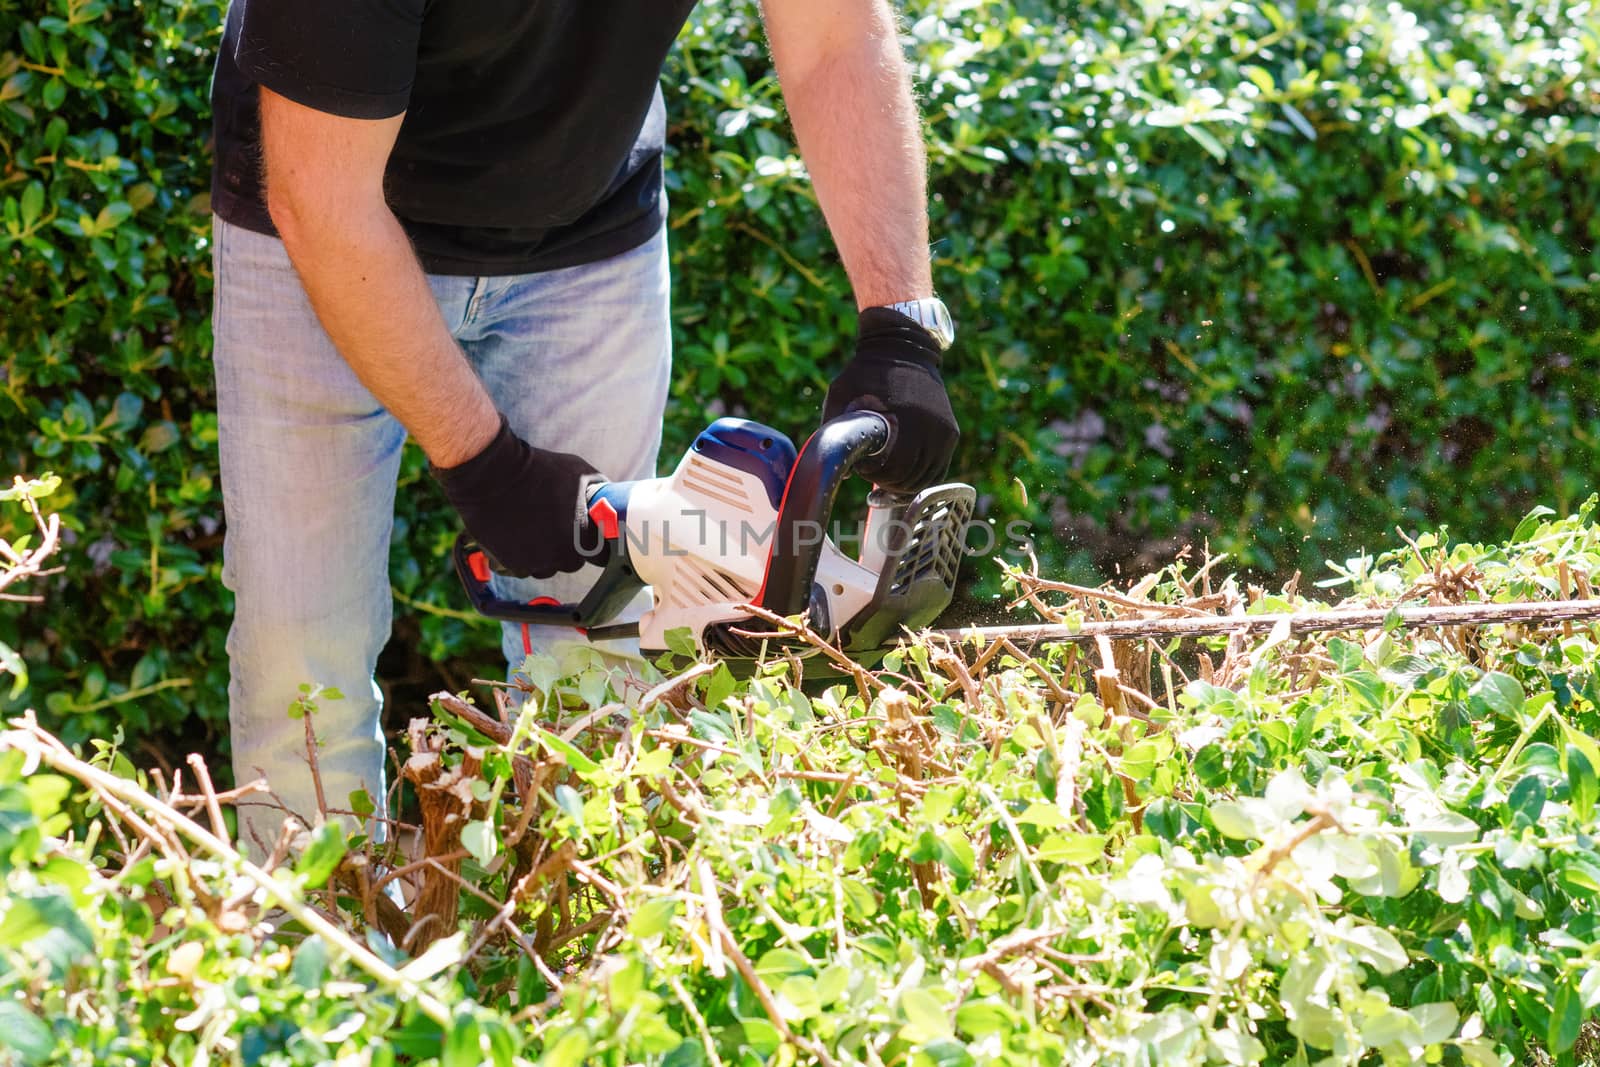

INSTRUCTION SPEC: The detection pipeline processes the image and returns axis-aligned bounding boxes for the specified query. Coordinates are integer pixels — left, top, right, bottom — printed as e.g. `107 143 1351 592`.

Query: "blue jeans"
211 216 671 858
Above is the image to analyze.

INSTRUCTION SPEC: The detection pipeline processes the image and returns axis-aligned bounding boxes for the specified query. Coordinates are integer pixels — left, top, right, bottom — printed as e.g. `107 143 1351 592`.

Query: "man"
210 0 960 857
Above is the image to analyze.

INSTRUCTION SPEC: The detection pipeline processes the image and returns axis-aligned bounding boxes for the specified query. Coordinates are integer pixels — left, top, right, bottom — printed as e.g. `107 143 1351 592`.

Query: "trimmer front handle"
757 410 892 616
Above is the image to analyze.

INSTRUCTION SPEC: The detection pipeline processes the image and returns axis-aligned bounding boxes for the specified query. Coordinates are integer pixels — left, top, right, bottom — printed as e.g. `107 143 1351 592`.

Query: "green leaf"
294 821 346 888
1183 123 1227 163
519 652 560 691
919 1038 975 1067
1119 738 1163 780
461 819 498 866
737 1017 782 1056
703 661 736 711
937 830 975 881
19 181 43 230
1360 1006 1424 1051
348 789 375 819
1409 1002 1459 1044
900 987 952 1041
552 784 585 831
628 897 678 939
1566 745 1597 821
688 709 734 744
1414 811 1479 846
816 964 850 1005
1280 103 1317 141
1035 832 1108 864
1516 741 1562 774
1564 722 1600 785
840 878 878 920
576 666 609 708
290 935 329 988
443 1014 481 1067
663 626 697 658
1556 859 1600 897
1549 980 1582 1055
1240 65 1275 93
956 1000 1013 1037
0 639 27 700
608 957 646 1005
1328 637 1363 673
94 201 132 233
0 1000 55 1065
540 1030 592 1067
1341 922 1407 974
1455 1039 1503 1067
1512 505 1556 542
0 889 93 959
778 974 821 1020
755 947 811 979
1469 672 1525 720
1505 774 1546 826
1209 800 1269 840
535 727 599 775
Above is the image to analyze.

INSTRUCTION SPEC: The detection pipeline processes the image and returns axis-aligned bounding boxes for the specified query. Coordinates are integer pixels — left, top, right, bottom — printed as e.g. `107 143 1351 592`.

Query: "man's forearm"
270 199 498 468
765 1 932 309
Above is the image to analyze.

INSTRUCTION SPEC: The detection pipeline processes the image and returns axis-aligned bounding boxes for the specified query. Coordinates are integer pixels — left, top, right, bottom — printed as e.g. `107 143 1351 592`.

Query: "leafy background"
1 0 1596 760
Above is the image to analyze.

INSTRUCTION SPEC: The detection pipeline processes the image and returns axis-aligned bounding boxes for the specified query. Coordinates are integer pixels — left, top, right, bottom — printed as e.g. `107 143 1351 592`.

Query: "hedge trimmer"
455 412 976 662
455 413 1600 667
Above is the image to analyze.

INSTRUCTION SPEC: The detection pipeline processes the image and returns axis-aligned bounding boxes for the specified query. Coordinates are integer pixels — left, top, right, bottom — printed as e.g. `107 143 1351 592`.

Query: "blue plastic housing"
689 418 797 510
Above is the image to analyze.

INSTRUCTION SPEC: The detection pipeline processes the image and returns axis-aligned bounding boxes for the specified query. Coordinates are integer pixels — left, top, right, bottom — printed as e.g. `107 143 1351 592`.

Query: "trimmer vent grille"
888 492 973 597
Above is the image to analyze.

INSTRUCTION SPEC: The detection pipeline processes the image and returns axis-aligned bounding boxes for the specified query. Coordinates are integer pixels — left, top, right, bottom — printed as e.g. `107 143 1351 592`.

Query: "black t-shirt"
211 0 698 275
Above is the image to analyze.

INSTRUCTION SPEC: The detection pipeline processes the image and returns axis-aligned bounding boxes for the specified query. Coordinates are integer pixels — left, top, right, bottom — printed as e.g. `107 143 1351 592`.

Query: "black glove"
432 416 609 580
823 307 959 493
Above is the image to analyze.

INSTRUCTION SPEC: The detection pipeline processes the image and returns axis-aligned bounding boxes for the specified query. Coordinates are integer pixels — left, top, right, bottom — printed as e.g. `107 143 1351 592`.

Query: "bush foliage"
6 495 1600 1064
1 0 1596 752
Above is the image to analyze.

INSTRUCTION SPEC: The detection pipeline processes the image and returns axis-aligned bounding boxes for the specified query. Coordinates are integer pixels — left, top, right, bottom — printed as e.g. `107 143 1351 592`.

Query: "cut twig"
731 602 883 701
935 598 1600 647
185 754 229 843
400 718 482 951
704 894 840 1067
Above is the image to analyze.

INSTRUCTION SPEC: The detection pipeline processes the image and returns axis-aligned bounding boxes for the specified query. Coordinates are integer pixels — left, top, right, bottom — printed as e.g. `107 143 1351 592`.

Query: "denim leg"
212 217 471 860
452 226 673 670
213 213 666 858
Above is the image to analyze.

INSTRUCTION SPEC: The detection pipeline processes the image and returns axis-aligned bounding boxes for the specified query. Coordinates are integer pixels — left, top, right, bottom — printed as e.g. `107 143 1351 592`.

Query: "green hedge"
9 500 1600 1065
3 0 1597 750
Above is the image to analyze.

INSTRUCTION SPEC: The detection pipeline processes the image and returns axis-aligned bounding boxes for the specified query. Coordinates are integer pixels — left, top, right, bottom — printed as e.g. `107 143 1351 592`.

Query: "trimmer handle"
757 410 892 616
451 479 644 630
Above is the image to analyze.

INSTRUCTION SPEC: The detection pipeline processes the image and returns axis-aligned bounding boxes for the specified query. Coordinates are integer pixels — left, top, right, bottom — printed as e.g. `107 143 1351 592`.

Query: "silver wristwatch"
883 296 955 351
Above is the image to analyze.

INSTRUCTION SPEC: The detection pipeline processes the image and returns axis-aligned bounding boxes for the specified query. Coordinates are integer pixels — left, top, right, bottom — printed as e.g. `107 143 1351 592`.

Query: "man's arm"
259 89 607 578
759 0 932 309
260 88 498 467
761 0 959 493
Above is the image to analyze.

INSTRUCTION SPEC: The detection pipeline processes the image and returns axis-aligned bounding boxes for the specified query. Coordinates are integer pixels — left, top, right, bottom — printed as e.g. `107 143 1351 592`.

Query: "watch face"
893 298 955 349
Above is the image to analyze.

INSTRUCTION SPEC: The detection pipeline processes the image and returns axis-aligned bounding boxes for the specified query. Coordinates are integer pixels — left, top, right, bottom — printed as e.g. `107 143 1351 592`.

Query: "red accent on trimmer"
751 429 817 608
588 496 621 541
520 596 562 656
467 550 492 584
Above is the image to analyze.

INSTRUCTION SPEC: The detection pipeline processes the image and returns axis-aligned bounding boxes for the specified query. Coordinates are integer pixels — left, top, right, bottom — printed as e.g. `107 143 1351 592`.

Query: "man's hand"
432 417 610 579
824 308 958 493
